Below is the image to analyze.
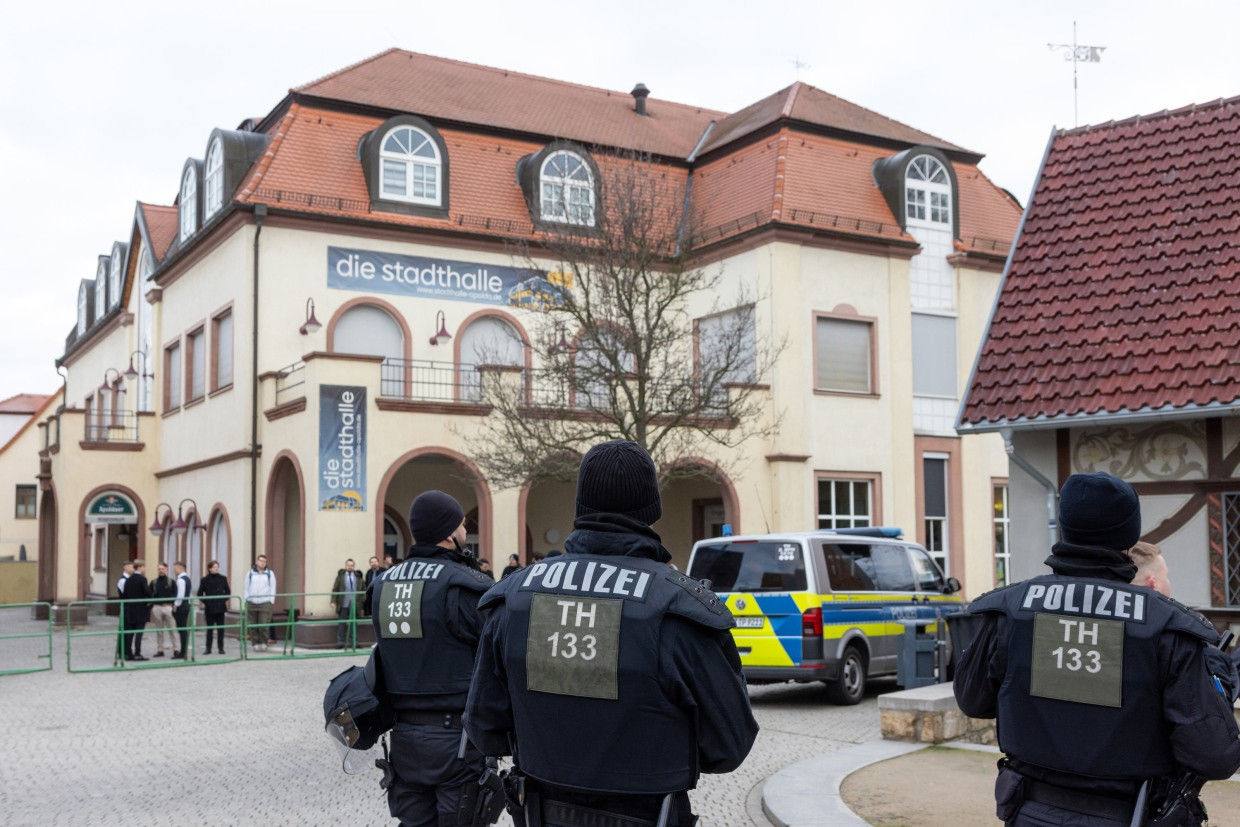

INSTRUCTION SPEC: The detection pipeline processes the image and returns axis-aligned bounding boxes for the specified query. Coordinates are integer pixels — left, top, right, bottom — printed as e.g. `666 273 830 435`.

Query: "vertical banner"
319 385 366 511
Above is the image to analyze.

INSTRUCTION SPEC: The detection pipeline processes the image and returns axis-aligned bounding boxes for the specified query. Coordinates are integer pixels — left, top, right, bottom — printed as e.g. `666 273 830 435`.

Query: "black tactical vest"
969 574 1217 780
485 554 733 795
372 549 492 697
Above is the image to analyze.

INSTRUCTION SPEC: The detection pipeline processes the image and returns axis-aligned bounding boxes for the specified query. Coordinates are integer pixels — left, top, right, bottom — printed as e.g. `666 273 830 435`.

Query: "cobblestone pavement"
2 627 886 826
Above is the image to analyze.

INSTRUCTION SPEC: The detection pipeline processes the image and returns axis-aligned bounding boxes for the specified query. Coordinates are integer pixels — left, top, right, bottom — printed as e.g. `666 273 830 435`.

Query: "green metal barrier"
66 596 244 673
0 602 54 675
241 591 370 660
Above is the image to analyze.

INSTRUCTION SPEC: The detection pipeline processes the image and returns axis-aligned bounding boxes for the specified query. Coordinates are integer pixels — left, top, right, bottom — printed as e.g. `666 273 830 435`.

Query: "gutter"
250 204 268 566
1001 428 1059 547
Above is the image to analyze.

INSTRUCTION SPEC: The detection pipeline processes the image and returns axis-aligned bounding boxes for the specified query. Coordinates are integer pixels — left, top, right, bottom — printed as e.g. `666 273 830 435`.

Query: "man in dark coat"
465 440 758 826
122 559 152 661
955 472 1240 826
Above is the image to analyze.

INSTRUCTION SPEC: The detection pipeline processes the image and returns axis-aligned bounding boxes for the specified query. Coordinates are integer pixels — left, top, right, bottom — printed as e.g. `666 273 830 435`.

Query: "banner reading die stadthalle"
319 385 366 512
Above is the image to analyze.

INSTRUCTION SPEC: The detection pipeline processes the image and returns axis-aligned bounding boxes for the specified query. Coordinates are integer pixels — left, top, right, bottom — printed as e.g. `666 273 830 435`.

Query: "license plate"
734 616 764 628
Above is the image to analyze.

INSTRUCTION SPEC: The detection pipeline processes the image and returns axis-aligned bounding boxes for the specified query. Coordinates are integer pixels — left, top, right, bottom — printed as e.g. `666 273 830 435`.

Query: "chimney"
631 83 650 117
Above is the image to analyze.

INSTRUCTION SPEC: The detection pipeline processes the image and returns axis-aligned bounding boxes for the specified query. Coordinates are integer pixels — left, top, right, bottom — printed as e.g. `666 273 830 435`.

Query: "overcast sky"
2 0 1237 402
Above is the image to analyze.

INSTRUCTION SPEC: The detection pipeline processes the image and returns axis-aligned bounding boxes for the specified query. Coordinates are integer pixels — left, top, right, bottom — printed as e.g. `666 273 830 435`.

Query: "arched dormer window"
905 155 951 227
516 142 601 229
109 243 126 311
179 161 200 243
357 115 450 217
94 258 108 321
204 138 224 220
540 151 595 226
77 282 89 336
381 125 441 204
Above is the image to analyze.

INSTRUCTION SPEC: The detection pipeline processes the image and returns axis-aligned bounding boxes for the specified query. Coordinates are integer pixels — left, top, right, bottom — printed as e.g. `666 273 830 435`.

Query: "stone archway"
659 460 740 570
377 448 492 560
37 486 57 603
265 452 305 613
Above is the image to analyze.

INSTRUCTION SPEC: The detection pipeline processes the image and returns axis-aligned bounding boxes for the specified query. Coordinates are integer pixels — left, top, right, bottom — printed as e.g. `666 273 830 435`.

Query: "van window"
909 547 946 592
689 542 808 592
822 543 915 592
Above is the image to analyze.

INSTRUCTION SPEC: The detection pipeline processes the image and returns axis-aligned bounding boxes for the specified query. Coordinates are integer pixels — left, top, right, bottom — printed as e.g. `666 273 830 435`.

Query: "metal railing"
379 358 484 404
0 602 53 675
84 411 140 443
241 592 370 659
275 361 306 406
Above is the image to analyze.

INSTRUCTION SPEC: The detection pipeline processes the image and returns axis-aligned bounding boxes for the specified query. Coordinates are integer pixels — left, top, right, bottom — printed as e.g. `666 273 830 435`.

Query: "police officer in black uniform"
370 490 494 827
954 472 1240 826
464 439 758 827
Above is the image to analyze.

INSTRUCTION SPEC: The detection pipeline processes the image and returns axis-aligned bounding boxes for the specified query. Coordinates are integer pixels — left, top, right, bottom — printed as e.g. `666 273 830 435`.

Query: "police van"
687 528 962 704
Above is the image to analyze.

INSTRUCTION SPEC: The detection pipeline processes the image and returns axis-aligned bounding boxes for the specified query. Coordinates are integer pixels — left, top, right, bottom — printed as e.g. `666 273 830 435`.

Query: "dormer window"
109 244 125 310
357 115 449 217
380 125 441 205
180 163 199 242
204 138 224 219
540 151 595 226
906 156 951 226
77 283 88 336
95 260 108 321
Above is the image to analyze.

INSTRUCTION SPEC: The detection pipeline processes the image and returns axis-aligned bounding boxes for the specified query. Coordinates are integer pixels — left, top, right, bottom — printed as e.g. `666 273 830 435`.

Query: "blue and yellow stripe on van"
723 591 961 670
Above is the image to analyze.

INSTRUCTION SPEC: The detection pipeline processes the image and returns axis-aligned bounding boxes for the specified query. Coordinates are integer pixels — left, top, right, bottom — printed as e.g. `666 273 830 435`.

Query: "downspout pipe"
1001 428 1058 546
250 204 267 566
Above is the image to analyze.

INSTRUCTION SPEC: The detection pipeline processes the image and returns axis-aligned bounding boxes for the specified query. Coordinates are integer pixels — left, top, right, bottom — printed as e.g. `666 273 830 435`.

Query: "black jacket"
123 572 151 624
197 573 231 615
955 541 1240 793
464 514 758 795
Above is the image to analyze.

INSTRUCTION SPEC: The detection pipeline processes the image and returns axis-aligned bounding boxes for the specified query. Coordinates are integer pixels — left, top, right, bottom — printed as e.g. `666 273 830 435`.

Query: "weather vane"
790 55 811 80
1048 21 1106 127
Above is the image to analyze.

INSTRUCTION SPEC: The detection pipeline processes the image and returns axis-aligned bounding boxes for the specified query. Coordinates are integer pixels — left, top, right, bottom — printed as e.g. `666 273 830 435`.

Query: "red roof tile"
960 97 1240 430
295 49 720 159
140 203 178 263
0 393 51 414
0 390 59 456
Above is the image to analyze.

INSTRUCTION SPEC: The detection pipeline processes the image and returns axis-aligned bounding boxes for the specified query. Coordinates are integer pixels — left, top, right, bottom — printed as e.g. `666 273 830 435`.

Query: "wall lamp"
148 503 174 537
123 349 153 380
429 310 451 346
547 324 570 356
99 367 126 395
300 298 322 335
170 498 200 536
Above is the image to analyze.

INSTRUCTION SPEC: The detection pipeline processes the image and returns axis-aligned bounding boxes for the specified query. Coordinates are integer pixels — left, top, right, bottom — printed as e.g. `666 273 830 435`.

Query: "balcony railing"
379 359 484 403
84 411 140 443
274 361 305 406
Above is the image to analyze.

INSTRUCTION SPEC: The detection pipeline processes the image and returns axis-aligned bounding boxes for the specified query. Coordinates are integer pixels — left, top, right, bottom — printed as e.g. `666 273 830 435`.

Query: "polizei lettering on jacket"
382 560 445 582
1021 582 1147 622
520 560 652 600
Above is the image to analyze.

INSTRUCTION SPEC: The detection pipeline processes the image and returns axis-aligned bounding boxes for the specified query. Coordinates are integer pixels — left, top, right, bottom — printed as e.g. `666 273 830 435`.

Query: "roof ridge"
237 105 300 202
293 47 402 94
780 83 802 119
300 48 725 117
789 82 969 153
1059 95 1240 136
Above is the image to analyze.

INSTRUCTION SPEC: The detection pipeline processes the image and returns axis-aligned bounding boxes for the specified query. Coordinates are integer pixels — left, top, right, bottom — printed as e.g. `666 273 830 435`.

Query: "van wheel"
825 645 867 705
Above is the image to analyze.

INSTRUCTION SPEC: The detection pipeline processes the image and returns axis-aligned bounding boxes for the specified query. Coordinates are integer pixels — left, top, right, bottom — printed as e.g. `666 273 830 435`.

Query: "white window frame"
814 315 874 395
540 150 595 226
379 125 441 205
905 155 951 228
993 482 1011 587
817 477 874 530
923 453 950 575
210 510 230 575
77 285 87 336
94 263 107 321
204 138 224 220
187 326 206 402
180 166 198 242
110 249 123 309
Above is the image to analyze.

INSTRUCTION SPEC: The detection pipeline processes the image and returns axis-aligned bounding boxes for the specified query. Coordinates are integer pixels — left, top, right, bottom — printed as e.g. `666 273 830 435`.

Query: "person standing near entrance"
172 561 192 659
122 560 152 662
370 490 493 826
329 558 365 649
149 562 177 657
115 560 134 663
197 560 230 654
244 555 277 652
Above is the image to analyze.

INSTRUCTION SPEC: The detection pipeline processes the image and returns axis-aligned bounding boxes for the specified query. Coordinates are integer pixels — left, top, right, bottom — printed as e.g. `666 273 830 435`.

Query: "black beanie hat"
1058 472 1141 551
575 439 662 525
408 490 464 545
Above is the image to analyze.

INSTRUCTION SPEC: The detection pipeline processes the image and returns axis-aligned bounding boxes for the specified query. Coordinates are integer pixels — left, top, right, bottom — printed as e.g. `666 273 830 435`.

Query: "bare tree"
465 151 782 488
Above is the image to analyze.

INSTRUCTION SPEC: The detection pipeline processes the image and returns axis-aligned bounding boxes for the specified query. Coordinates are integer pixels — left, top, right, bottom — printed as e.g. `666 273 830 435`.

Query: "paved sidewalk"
2 630 890 826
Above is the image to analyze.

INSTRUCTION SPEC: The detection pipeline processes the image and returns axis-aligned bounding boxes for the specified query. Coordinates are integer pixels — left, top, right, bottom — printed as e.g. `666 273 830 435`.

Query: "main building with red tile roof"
39 49 1022 635
959 96 1240 611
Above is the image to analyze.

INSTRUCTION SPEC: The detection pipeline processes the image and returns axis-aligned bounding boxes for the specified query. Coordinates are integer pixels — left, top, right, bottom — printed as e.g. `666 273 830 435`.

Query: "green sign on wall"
86 493 136 524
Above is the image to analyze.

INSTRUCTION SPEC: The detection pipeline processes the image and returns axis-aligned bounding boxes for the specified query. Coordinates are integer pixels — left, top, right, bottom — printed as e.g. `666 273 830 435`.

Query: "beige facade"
37 52 1022 621
0 391 58 570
